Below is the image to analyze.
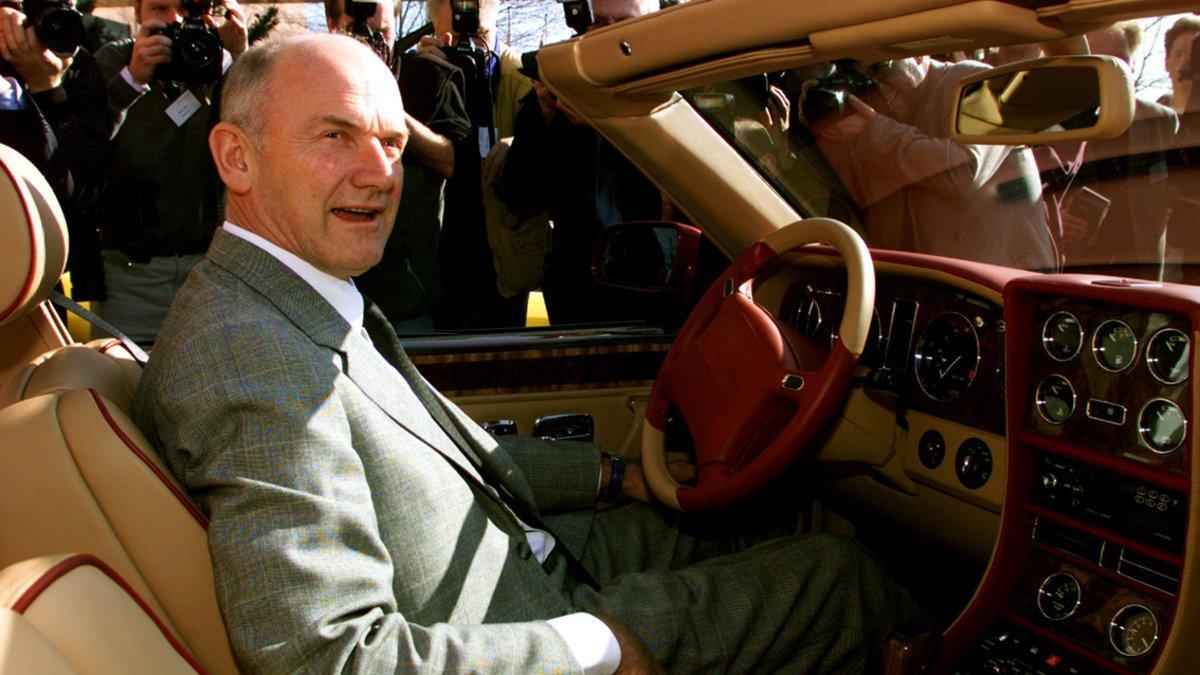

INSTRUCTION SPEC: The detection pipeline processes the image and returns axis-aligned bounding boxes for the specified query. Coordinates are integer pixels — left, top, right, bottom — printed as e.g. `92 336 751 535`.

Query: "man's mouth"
331 207 383 222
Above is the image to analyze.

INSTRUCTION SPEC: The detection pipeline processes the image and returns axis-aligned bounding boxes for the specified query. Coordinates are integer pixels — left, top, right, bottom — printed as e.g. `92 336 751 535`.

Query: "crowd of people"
0 0 679 345
4 0 1200 344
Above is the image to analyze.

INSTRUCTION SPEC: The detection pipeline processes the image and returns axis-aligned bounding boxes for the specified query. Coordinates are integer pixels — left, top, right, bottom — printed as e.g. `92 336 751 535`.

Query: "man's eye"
324 131 345 140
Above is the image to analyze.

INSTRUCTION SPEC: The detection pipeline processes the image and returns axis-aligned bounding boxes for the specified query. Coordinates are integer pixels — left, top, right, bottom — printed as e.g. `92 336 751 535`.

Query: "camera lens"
179 34 217 68
36 7 84 55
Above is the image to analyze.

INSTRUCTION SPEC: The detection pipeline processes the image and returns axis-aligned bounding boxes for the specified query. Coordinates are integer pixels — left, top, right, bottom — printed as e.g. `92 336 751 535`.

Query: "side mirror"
591 221 702 294
951 55 1134 146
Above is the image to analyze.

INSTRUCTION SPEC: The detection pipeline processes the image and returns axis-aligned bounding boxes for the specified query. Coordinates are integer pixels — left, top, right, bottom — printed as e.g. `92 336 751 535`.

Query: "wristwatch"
600 453 626 502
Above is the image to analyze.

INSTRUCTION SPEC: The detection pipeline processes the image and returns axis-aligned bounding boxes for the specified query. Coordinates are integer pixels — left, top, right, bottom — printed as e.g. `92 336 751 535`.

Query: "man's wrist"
546 613 621 675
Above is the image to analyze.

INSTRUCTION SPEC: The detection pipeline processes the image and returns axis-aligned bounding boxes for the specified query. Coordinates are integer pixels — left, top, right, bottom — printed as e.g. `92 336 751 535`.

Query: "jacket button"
516 541 532 560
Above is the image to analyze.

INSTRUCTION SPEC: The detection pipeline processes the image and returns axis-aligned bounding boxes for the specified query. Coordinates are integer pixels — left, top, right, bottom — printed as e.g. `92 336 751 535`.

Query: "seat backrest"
0 554 203 674
0 145 238 673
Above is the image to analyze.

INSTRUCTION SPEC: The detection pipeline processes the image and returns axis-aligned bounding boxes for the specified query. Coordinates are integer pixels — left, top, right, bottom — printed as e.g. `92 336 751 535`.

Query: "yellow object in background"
526 291 549 327
59 273 93 343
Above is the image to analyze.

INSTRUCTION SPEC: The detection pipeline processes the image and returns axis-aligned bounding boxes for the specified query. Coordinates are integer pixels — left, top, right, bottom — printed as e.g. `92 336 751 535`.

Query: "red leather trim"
1004 611 1132 674
0 159 42 325
1018 431 1189 494
789 245 1026 295
97 339 125 355
1023 502 1183 568
87 389 209 530
11 554 207 673
1029 541 1176 605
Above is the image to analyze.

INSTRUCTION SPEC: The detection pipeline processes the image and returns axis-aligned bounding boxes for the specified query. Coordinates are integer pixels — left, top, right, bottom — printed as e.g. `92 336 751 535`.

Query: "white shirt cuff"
120 66 151 93
547 613 621 675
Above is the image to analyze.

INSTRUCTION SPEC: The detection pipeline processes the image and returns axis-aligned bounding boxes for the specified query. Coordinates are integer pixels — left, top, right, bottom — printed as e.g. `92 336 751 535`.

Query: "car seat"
0 144 238 673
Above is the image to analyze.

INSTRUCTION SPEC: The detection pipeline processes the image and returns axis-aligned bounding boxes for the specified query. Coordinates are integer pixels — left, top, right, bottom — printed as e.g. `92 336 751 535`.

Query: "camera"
152 0 223 85
559 0 592 36
345 0 390 63
801 59 878 125
22 0 84 56
449 0 479 47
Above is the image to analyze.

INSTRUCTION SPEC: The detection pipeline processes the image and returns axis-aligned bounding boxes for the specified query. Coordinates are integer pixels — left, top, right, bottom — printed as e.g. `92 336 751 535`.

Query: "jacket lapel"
205 229 485 483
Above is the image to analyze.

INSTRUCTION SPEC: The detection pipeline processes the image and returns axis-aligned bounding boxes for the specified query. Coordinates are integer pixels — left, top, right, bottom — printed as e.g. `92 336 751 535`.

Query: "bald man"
135 33 925 675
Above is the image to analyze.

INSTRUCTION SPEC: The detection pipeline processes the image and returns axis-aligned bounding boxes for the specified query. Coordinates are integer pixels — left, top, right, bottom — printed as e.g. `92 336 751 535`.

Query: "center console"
940 276 1196 674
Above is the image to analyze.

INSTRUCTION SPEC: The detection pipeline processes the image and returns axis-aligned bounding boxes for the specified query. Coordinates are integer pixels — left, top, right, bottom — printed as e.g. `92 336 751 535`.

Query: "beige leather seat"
0 554 203 673
0 145 237 673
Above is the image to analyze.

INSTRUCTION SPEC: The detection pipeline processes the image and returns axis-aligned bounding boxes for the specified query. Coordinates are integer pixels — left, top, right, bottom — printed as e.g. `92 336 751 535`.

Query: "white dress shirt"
222 223 620 675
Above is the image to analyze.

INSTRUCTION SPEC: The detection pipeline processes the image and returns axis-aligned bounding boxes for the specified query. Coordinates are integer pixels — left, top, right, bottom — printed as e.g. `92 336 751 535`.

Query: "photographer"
0 1 111 299
420 0 543 329
800 57 1056 270
324 0 471 331
91 0 245 344
500 0 664 325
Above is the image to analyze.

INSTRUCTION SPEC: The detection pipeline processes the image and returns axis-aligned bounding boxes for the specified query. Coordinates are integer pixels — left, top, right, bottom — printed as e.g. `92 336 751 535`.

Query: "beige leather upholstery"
0 390 237 673
0 145 67 330
0 146 237 672
0 554 201 673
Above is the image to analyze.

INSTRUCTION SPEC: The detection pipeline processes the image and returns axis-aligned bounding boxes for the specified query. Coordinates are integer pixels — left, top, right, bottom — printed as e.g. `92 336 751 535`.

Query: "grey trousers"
571 503 926 674
93 250 203 345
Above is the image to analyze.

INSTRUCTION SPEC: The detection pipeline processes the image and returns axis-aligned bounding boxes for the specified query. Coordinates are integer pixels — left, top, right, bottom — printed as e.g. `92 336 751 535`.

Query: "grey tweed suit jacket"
134 229 604 674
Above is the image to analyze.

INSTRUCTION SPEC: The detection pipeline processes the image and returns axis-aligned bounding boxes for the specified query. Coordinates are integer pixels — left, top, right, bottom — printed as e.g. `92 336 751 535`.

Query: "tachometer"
914 312 980 401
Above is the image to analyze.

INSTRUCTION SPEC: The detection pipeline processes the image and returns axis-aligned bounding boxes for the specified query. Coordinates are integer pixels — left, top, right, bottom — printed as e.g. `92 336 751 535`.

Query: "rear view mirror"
951 55 1133 145
591 221 701 293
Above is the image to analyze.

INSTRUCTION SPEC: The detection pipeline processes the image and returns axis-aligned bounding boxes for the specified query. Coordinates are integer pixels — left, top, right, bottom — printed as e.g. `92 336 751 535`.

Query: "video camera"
151 0 223 85
21 0 83 56
800 59 879 125
345 0 391 64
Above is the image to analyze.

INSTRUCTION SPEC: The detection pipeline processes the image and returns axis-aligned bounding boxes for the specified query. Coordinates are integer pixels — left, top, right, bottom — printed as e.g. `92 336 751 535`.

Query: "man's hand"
594 613 664 675
210 0 248 59
602 454 696 504
129 20 172 86
0 7 71 93
483 136 512 187
417 32 453 64
812 94 876 142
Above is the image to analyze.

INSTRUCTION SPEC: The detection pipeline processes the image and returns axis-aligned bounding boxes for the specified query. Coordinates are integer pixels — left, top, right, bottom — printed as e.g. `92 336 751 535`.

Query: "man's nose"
351 139 398 191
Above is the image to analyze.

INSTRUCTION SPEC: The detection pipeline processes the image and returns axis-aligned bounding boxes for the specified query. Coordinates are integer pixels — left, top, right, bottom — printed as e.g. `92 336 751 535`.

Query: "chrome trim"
913 311 980 402
780 375 805 391
1042 311 1083 362
1136 398 1188 455
1092 319 1138 373
1109 604 1159 658
1086 398 1126 426
1145 328 1190 385
1036 572 1082 622
1035 375 1076 425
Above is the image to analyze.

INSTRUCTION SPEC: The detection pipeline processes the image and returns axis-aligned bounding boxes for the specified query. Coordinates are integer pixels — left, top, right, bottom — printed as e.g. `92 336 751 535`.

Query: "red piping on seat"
0 160 41 325
86 389 209 530
97 339 124 355
11 553 208 674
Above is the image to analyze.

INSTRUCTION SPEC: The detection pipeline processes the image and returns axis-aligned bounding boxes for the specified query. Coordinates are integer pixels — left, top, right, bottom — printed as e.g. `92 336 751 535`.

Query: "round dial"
1138 399 1187 454
1037 572 1082 621
914 313 980 402
955 438 992 489
1043 312 1083 361
1036 375 1076 425
1109 604 1159 658
1093 320 1138 372
918 430 945 469
1146 328 1190 385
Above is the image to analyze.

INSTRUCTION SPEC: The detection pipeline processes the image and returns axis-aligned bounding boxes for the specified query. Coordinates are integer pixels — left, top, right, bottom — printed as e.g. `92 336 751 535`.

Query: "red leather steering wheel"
641 218 875 511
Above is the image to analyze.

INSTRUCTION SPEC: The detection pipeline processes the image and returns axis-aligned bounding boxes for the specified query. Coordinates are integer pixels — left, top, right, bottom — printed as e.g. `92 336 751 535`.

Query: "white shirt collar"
222 222 364 330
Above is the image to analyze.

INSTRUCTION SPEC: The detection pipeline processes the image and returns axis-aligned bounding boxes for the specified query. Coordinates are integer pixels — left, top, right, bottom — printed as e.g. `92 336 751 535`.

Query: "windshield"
685 15 1200 282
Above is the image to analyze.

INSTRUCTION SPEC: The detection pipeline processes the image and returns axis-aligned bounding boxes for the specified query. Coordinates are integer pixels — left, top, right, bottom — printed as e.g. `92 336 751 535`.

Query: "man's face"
1167 30 1199 83
1087 28 1131 64
589 0 649 30
137 0 184 25
249 41 408 279
859 58 926 121
329 0 396 46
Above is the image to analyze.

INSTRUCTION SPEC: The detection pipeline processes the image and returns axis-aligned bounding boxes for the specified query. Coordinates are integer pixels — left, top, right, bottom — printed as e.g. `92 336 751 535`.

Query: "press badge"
478 127 494 158
166 90 202 127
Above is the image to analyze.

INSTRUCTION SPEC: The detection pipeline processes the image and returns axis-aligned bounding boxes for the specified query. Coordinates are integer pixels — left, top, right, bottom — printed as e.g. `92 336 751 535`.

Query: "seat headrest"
0 144 68 329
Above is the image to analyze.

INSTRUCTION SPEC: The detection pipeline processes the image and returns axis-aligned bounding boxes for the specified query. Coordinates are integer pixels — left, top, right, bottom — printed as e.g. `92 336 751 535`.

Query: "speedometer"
914 313 980 401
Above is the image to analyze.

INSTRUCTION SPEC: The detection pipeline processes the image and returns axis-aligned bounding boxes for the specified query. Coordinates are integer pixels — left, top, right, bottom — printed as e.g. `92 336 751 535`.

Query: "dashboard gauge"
1138 399 1187 454
1037 572 1082 621
1036 375 1076 425
1109 604 1159 658
954 438 992 489
1043 312 1083 361
914 312 980 402
1093 320 1138 372
1146 328 1190 385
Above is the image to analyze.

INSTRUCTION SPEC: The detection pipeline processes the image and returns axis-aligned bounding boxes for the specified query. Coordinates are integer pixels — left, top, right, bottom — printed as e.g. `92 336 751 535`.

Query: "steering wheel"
641 218 875 511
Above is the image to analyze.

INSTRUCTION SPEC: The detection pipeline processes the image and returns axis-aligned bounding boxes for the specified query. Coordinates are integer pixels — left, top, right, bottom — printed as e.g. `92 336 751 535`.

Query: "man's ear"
209 122 255 195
